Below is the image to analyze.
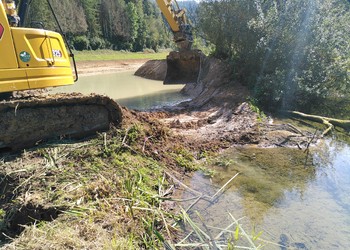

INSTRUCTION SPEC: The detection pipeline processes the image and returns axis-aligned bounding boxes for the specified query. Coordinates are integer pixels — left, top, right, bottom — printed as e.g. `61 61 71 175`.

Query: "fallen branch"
289 111 350 136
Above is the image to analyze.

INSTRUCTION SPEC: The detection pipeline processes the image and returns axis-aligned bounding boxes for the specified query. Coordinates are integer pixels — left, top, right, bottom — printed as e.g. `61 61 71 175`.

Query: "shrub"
89 37 105 50
73 36 90 51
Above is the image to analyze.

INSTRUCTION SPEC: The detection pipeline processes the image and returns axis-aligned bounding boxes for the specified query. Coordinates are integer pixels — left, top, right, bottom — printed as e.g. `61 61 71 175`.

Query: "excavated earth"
135 56 316 150
0 56 315 153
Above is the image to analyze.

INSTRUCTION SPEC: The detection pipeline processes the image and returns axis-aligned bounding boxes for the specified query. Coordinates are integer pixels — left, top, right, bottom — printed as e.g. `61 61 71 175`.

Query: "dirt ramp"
0 94 123 151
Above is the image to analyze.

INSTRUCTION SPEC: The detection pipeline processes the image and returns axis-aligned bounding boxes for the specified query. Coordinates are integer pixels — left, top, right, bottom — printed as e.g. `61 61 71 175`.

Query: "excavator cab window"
3 0 20 26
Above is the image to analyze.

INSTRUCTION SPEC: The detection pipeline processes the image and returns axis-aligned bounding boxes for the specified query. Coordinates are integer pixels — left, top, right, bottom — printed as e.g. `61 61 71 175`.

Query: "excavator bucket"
164 51 201 85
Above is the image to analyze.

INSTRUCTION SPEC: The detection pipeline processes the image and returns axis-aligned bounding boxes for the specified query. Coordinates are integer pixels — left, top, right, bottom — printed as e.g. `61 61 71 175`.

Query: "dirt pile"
134 60 167 81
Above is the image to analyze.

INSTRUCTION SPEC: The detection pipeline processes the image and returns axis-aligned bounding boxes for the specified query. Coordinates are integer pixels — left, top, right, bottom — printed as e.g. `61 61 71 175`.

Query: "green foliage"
24 0 172 52
197 0 350 112
73 36 90 51
89 37 105 50
248 100 266 122
171 147 197 171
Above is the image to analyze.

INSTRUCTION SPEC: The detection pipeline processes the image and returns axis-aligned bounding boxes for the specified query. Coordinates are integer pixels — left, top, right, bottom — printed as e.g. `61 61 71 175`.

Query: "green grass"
73 49 169 62
0 125 173 249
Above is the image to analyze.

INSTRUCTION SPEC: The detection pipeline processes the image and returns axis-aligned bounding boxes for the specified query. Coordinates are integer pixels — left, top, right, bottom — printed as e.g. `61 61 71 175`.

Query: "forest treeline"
24 0 173 51
196 0 350 114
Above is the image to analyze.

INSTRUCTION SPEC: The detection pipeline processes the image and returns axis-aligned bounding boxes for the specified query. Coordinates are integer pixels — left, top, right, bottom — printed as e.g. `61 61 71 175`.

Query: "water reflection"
117 90 188 110
50 71 187 110
181 139 350 249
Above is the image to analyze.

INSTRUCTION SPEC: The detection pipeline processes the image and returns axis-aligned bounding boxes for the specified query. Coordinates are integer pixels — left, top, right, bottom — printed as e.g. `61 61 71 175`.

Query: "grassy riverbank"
74 50 169 62
0 113 191 249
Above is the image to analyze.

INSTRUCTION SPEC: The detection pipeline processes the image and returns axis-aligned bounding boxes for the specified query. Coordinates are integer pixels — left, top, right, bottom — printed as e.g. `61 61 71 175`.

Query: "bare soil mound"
134 60 167 81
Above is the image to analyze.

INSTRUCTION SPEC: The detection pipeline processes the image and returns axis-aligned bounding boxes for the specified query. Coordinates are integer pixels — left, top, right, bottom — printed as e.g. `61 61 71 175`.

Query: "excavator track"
0 93 123 152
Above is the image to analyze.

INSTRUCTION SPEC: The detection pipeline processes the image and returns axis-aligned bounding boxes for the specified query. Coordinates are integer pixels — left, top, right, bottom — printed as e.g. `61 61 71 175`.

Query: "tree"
197 0 350 112
80 0 102 37
25 0 88 35
24 0 173 51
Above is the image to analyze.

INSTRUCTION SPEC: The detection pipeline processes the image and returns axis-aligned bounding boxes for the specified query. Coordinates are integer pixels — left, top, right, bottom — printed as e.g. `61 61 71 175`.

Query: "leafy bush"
89 37 105 50
73 36 90 51
197 0 350 111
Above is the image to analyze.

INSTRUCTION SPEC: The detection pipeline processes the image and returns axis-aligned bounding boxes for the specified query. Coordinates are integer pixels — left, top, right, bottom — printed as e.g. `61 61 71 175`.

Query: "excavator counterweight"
0 0 77 94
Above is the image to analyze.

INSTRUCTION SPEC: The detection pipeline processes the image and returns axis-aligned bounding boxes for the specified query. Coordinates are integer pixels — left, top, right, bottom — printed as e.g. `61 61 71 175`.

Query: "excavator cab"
0 0 76 94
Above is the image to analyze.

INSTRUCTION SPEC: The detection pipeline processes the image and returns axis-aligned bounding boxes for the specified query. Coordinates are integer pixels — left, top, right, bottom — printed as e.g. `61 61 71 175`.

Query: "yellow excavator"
0 0 199 152
0 0 76 93
0 0 123 152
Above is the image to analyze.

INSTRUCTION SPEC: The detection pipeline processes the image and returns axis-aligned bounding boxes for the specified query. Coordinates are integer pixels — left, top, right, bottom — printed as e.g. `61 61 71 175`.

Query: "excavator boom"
155 0 201 84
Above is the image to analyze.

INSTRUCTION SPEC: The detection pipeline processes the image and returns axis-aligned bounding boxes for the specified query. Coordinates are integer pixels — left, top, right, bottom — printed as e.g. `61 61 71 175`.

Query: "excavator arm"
156 0 193 51
155 0 202 84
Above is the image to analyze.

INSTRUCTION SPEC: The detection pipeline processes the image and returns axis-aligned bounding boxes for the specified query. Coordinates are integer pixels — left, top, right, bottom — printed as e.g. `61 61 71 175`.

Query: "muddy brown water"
181 138 350 249
50 71 187 110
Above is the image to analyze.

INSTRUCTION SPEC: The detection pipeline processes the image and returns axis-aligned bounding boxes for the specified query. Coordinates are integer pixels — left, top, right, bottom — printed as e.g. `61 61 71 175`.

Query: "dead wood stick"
165 172 210 199
290 111 350 136
211 172 239 200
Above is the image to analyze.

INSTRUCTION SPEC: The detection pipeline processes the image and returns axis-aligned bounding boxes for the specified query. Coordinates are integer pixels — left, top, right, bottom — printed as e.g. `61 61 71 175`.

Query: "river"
50 71 187 110
180 137 350 249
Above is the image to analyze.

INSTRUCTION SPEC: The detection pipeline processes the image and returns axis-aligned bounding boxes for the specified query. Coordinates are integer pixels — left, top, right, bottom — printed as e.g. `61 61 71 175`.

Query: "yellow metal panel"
11 28 71 68
26 67 74 89
0 69 29 92
46 32 70 67
0 4 74 93
0 3 19 69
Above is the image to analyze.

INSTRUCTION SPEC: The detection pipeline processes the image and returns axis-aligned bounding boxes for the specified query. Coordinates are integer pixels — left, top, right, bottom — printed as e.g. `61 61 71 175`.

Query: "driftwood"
290 111 350 136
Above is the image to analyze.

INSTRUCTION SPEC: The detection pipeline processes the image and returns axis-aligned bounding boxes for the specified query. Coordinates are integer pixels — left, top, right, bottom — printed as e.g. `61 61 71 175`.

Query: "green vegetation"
197 0 350 113
25 0 173 52
170 147 198 171
74 50 169 62
0 122 187 248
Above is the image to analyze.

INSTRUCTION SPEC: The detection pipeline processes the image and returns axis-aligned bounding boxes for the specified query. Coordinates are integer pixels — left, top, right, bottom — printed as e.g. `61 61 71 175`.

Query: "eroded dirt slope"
135 56 315 149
